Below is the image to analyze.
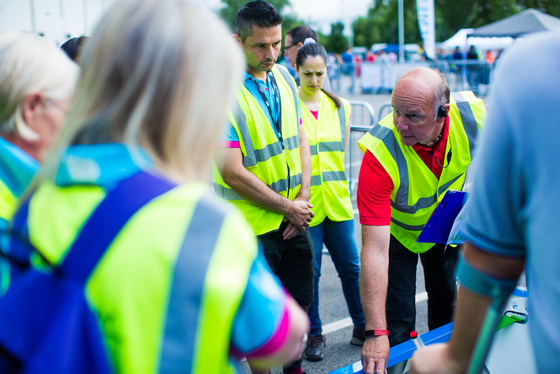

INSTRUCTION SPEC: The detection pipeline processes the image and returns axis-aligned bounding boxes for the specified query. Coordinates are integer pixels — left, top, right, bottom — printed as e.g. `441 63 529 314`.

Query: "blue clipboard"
417 190 467 244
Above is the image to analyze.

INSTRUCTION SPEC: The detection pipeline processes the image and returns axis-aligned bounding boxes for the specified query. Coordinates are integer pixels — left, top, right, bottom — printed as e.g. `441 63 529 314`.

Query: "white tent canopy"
437 28 514 51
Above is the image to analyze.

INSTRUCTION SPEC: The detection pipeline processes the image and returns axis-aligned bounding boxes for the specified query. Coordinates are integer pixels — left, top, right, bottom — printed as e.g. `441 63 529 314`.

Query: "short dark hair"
60 36 88 62
287 25 318 44
235 1 282 42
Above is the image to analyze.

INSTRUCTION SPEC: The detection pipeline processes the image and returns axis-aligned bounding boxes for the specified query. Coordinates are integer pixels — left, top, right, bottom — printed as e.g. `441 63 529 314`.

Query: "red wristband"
364 329 389 338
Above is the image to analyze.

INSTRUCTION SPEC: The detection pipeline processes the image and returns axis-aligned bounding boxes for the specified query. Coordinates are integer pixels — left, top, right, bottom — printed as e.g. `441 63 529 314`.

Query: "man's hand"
282 220 299 240
282 196 313 239
409 343 461 374
361 336 390 374
284 199 313 234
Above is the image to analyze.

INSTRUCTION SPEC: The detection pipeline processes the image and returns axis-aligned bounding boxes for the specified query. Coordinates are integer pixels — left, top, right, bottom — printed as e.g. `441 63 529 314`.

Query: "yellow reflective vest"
214 65 302 236
358 91 486 253
25 178 256 374
301 92 353 226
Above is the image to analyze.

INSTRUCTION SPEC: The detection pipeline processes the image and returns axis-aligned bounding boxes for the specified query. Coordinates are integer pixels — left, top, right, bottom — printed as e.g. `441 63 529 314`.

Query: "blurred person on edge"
356 67 486 373
0 31 78 230
60 36 89 63
3 0 308 372
295 38 366 363
213 1 313 374
410 31 560 374
283 25 331 91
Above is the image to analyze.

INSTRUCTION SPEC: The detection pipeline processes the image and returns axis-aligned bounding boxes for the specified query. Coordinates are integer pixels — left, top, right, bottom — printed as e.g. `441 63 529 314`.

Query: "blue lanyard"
248 72 284 147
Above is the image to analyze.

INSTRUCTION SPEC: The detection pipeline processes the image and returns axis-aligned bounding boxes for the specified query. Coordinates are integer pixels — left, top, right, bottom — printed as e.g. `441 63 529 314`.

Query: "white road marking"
321 291 429 335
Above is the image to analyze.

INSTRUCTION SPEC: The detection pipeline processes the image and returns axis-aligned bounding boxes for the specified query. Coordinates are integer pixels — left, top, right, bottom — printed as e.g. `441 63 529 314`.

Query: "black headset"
438 107 447 118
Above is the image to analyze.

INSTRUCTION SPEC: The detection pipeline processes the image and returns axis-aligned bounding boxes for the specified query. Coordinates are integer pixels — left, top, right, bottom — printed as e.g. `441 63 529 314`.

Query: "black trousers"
386 235 459 346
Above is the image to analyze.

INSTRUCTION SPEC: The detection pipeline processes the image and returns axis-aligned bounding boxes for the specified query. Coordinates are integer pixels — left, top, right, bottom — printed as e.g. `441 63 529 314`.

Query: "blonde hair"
0 31 78 141
41 0 244 184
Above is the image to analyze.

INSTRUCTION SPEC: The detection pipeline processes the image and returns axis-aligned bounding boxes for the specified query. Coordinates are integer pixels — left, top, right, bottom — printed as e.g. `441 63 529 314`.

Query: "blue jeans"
308 218 365 337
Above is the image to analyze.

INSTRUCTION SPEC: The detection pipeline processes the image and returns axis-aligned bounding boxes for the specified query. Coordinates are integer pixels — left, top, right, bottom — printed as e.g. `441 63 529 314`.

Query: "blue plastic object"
329 323 453 374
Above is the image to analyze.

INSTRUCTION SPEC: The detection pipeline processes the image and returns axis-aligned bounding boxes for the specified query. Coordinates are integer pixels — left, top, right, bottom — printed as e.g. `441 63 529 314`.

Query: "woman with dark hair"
296 39 365 362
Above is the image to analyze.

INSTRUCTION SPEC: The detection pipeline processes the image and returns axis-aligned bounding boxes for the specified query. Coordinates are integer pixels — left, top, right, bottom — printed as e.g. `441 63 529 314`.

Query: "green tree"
352 0 421 48
324 22 349 53
435 0 520 38
516 0 560 16
350 0 560 48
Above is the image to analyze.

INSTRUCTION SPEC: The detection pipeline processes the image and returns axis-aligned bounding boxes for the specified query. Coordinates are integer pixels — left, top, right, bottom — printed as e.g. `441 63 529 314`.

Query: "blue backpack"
0 171 175 374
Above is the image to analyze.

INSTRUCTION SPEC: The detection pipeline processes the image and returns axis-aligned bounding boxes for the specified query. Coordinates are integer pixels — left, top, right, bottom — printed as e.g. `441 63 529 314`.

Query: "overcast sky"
0 0 375 39
205 0 375 34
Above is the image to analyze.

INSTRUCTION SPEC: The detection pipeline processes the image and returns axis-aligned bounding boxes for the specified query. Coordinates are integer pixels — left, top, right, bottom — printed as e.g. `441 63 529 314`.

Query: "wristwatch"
364 329 389 338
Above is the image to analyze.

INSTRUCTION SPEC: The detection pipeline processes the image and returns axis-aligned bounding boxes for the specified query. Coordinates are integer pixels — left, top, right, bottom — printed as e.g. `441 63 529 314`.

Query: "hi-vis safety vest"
25 181 257 374
214 65 302 236
358 91 485 253
0 180 17 224
301 93 353 226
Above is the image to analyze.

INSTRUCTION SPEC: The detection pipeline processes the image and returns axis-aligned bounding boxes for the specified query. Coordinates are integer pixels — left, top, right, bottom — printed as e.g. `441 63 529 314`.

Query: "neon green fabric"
214 65 302 235
0 179 17 223
301 92 353 226
27 181 256 374
358 91 485 253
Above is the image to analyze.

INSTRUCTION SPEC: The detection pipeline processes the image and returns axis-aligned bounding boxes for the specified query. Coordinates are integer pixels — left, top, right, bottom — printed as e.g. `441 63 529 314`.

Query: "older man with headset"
356 67 486 373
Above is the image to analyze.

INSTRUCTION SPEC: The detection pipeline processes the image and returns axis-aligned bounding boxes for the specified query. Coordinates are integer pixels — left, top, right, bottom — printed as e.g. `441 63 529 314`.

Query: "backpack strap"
61 171 176 284
10 171 175 284
7 200 33 267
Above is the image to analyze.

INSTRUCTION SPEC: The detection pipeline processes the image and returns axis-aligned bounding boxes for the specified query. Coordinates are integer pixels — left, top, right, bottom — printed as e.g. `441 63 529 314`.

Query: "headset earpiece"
438 107 447 118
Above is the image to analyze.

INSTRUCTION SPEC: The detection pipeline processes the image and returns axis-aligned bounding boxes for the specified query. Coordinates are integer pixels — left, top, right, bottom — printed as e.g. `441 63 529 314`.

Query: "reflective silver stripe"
231 101 258 168
290 173 302 188
275 66 299 118
391 194 437 214
254 142 283 163
319 141 344 152
451 92 479 154
370 125 462 214
310 175 322 186
309 145 318 156
215 171 303 200
437 173 464 196
391 173 464 214
322 170 347 182
284 134 299 151
268 173 302 193
368 125 410 210
338 104 346 147
391 217 425 231
310 141 345 154
213 183 244 201
160 192 226 372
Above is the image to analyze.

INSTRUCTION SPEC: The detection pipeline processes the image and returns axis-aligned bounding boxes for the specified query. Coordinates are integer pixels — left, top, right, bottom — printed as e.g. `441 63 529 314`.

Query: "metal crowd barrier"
346 101 375 206
332 60 496 96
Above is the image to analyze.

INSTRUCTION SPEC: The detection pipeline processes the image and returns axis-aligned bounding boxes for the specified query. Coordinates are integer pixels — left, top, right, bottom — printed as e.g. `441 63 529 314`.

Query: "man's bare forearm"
360 225 391 329
223 165 292 215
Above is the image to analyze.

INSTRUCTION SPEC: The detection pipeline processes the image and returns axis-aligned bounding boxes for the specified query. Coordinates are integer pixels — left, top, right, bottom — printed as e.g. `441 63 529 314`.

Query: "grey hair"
0 31 78 140
433 71 450 120
37 0 244 185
